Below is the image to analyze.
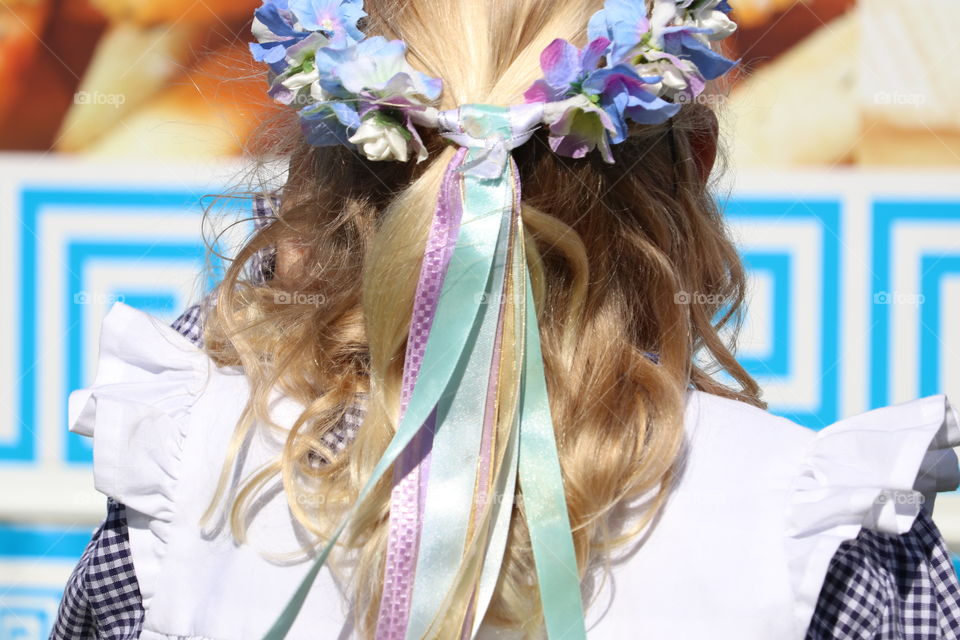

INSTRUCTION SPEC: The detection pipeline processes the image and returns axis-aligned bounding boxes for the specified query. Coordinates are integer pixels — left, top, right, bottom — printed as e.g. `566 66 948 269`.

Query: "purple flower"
524 37 611 102
288 0 366 47
525 38 625 161
526 37 677 160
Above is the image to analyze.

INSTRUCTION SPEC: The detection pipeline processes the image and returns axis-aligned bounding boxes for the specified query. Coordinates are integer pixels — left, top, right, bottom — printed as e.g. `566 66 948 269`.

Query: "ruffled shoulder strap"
68 301 211 500
787 394 960 635
67 301 213 607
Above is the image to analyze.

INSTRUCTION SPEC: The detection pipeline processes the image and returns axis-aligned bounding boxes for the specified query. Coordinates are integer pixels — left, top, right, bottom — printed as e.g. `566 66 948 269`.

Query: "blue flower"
299 100 361 147
250 0 367 82
525 37 675 162
308 35 441 161
660 27 736 80
288 0 366 48
316 36 442 105
587 0 650 65
265 31 329 105
680 0 737 41
634 50 705 102
587 0 737 80
250 0 310 74
583 66 681 139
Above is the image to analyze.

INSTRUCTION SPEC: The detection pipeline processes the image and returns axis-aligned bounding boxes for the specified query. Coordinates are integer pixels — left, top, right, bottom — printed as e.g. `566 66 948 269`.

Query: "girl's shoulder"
592 387 960 638
682 387 960 530
68 301 350 639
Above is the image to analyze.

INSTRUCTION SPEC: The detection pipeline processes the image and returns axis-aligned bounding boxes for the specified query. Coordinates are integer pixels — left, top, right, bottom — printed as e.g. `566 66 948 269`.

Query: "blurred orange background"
7 0 954 166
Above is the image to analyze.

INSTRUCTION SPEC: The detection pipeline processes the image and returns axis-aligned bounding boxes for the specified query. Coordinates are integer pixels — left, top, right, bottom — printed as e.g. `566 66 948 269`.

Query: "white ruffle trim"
68 301 211 606
787 394 960 635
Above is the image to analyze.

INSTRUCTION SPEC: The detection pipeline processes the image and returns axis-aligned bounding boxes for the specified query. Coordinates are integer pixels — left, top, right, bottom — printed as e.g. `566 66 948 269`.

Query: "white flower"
281 67 319 93
650 0 680 37
541 94 594 126
309 80 328 103
695 9 736 40
684 0 737 41
348 113 410 162
636 57 700 98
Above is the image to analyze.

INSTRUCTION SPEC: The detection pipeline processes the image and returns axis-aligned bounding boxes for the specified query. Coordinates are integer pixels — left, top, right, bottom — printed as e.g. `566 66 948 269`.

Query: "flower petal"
673 31 737 80
586 9 610 42
300 106 353 146
329 100 361 129
524 79 559 103
540 39 580 91
580 37 611 72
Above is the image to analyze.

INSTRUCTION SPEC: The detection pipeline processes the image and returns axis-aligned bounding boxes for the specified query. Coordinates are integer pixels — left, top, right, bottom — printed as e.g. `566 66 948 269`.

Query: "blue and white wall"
1 156 959 637
0 155 255 637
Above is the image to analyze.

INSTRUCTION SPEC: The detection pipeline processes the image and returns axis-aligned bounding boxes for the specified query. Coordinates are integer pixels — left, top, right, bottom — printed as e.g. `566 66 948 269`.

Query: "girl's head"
204 0 760 635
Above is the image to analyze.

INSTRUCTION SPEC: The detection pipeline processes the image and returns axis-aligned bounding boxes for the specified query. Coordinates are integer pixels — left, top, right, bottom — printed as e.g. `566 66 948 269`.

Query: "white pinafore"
69 302 960 639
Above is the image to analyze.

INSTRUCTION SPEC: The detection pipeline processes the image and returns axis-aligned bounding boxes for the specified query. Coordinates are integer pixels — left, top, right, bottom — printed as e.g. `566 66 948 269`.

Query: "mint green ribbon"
467 216 525 638
262 104 586 640
517 237 586 639
404 107 515 639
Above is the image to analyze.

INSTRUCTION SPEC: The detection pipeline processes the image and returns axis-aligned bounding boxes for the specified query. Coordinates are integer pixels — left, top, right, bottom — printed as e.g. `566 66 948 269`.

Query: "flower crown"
251 0 738 164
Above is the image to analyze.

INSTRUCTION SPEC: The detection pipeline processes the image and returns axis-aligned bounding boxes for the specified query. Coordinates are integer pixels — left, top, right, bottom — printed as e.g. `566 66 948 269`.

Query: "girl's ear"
689 108 719 184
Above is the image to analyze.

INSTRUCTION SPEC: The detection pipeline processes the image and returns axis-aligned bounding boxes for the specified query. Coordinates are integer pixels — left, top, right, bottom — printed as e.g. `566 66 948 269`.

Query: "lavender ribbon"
376 147 469 637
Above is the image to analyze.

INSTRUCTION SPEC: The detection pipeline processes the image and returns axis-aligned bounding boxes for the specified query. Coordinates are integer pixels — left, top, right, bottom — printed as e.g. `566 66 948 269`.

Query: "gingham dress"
50 197 960 640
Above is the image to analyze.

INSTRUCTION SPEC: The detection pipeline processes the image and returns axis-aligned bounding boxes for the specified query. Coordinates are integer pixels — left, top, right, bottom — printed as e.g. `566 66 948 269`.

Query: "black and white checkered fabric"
51 196 960 639
806 506 960 639
50 498 143 640
249 193 279 287
169 302 204 347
